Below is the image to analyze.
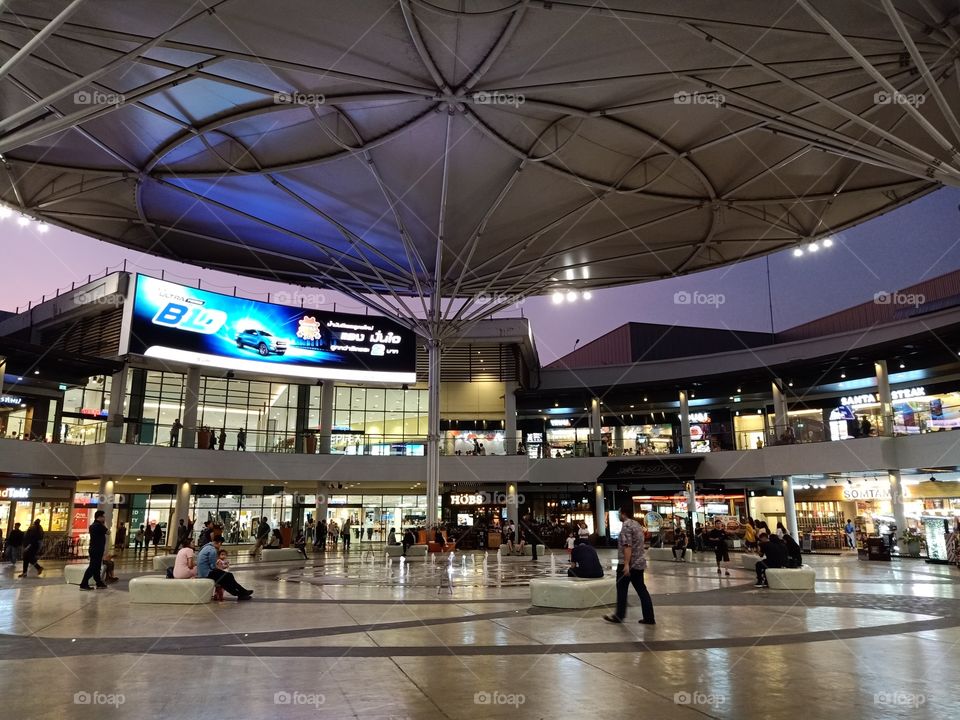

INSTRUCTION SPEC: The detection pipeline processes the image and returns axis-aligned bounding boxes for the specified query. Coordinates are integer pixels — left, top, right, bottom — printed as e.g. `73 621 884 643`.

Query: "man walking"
79 510 108 590
520 514 541 561
236 428 246 451
5 522 23 565
604 502 655 625
251 516 270 556
19 519 44 577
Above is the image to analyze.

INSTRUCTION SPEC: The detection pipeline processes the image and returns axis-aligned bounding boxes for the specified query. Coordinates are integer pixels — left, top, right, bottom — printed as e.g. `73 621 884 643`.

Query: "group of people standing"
168 419 246 451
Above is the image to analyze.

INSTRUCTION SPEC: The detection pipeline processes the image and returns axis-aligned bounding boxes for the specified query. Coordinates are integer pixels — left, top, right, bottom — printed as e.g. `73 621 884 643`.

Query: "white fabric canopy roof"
1 0 959 320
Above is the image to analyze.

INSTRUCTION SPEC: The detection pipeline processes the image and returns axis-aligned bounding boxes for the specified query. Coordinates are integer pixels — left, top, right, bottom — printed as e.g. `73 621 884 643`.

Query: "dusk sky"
1 186 958 366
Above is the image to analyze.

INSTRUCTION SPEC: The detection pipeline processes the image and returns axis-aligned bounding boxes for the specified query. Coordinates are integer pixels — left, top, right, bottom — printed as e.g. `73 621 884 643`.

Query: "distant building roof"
547 267 960 369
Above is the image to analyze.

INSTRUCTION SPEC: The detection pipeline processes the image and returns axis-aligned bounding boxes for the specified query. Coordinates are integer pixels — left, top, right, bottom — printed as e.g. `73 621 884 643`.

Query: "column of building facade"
771 379 788 439
182 365 202 449
504 380 518 453
589 397 602 456
173 480 192 536
594 483 606 537
98 476 116 541
319 380 335 454
781 475 799 541
679 390 691 454
105 363 128 443
875 360 893 436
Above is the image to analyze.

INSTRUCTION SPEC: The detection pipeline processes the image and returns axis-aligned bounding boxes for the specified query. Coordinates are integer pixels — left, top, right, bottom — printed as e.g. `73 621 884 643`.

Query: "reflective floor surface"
0 548 956 719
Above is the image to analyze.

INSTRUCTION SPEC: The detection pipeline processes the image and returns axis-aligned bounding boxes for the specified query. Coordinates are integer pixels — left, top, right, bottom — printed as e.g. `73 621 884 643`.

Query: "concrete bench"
386 544 428 560
128 576 215 604
648 547 691 562
766 566 816 591
64 564 90 584
260 548 305 562
152 554 178 572
530 577 615 609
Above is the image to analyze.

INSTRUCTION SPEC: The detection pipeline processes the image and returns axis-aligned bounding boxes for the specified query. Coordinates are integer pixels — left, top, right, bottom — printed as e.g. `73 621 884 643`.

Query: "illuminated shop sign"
0 395 24 407
841 484 892 501
123 275 417 383
549 419 571 427
841 387 925 406
80 408 109 418
0 487 29 499
450 491 518 506
680 412 711 423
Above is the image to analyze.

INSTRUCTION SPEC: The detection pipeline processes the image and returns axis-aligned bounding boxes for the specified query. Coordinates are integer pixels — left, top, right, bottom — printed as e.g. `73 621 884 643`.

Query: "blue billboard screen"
124 275 417 383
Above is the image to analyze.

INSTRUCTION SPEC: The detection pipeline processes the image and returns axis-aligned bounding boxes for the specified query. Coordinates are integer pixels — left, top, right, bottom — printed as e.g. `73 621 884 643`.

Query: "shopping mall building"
2 268 960 560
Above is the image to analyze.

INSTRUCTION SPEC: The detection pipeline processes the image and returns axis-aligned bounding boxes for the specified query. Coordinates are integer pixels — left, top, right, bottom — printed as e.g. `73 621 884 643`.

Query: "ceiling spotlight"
552 291 563 304
0 205 11 220
583 291 592 300
736 387 741 393
16 215 29 227
822 237 834 247
840 372 846 379
792 247 804 257
643 396 648 402
788 381 794 387
808 241 819 252
899 362 905 369
36 222 49 233
566 290 578 302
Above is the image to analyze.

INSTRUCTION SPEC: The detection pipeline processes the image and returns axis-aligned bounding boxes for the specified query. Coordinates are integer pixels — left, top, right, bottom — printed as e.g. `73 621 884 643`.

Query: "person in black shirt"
5 522 23 564
754 532 787 587
782 532 803 568
80 510 108 590
402 528 416 556
707 519 731 576
520 515 540 561
19 519 44 577
568 542 603 578
672 529 688 562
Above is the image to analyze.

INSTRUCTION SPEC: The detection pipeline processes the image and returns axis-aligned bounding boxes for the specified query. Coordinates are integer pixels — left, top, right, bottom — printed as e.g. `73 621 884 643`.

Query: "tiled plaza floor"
0 548 956 719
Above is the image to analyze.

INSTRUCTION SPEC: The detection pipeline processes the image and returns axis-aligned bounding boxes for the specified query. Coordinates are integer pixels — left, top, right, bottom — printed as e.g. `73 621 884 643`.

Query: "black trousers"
81 552 104 587
21 546 42 574
614 565 655 622
756 561 783 584
206 568 249 597
568 568 602 579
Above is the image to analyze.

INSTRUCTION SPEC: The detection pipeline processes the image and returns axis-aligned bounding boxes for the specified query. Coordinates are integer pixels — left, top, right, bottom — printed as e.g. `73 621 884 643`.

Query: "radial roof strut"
0 0 956 336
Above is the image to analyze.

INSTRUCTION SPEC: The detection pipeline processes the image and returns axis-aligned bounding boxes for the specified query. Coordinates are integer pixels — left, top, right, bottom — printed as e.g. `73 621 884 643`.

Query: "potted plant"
900 529 921 557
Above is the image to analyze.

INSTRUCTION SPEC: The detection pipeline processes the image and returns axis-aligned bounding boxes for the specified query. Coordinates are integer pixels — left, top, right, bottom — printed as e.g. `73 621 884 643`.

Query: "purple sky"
2 186 959 365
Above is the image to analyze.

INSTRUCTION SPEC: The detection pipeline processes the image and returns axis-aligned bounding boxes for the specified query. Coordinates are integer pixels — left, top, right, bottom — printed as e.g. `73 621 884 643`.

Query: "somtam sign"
122 275 416 383
841 483 892 501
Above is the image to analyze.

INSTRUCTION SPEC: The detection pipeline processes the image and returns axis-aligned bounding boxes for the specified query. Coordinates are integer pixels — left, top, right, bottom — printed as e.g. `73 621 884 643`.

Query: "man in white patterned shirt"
604 502 655 625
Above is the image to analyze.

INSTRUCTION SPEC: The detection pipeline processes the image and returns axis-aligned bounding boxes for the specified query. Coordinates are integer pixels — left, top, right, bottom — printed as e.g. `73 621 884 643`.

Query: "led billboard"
122 275 417 383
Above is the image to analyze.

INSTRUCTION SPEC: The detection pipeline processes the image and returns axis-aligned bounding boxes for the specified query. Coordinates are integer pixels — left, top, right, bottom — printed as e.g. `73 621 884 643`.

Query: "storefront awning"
597 456 704 484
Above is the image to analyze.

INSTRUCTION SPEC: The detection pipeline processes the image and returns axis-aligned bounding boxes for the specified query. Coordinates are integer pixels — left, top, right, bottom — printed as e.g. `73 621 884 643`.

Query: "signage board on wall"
122 275 417 383
841 484 892 501
0 487 29 499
